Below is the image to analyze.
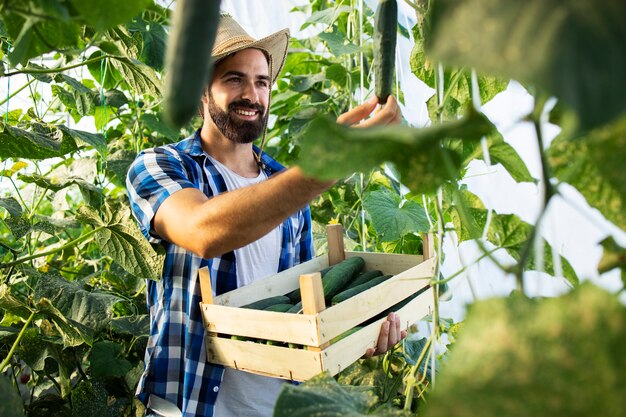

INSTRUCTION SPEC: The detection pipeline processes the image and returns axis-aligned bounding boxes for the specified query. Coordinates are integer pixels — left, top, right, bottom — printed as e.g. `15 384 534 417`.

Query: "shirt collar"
178 129 286 175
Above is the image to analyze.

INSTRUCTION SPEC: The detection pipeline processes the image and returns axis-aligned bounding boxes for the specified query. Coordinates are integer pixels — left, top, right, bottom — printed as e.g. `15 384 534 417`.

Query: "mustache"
228 100 264 114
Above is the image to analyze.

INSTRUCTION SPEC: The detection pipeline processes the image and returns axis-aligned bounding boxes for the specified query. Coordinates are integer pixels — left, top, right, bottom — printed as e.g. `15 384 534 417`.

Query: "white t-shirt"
207 155 285 417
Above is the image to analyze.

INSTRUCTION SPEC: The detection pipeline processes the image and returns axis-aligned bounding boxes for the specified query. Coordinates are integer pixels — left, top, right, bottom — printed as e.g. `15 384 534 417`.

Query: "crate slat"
206 337 324 381
345 251 424 275
214 255 328 306
203 304 320 345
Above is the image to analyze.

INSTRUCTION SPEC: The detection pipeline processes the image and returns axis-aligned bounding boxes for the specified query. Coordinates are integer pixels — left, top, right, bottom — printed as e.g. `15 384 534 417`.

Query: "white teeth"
234 109 256 116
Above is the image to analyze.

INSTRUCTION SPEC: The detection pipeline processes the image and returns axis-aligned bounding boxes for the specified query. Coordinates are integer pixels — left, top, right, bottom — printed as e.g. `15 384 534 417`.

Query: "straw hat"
212 13 290 84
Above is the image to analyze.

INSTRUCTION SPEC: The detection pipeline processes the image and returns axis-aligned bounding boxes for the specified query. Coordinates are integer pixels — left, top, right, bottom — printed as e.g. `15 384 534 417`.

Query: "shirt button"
213 386 219 393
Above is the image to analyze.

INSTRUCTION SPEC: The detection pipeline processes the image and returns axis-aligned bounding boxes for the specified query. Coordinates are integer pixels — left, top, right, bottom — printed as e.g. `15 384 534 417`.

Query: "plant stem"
0 78 36 108
0 311 36 373
514 117 555 290
0 226 104 268
403 336 433 411
4 55 108 77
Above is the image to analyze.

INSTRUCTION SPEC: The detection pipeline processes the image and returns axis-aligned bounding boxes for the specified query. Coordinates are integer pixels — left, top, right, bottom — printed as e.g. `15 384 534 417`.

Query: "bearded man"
127 14 403 417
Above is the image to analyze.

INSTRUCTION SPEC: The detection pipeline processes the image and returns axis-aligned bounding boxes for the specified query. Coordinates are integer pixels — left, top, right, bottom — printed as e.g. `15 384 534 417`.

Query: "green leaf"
69 0 152 31
71 380 113 417
0 120 77 160
4 216 31 240
326 64 348 86
0 284 32 320
17 173 102 208
0 375 25 417
319 27 361 56
105 149 136 185
76 202 165 280
94 106 114 131
33 271 124 333
128 17 167 70
363 189 430 242
301 6 352 30
141 113 180 141
54 74 93 95
109 314 149 337
0 197 23 217
275 372 408 416
597 237 626 288
297 109 495 194
465 132 536 184
89 341 133 378
426 0 626 132
109 56 162 98
290 74 326 93
99 89 128 108
488 213 579 286
58 125 108 156
548 115 626 231
423 283 626 417
8 16 81 66
35 298 94 347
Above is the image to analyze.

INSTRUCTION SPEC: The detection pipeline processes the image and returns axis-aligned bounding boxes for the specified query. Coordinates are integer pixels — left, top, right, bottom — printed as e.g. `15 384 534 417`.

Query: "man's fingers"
386 313 398 349
359 96 401 128
376 320 390 354
337 96 378 125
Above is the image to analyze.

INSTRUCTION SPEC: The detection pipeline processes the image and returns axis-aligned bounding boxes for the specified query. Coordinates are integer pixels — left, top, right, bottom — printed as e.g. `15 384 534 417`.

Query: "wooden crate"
199 224 436 381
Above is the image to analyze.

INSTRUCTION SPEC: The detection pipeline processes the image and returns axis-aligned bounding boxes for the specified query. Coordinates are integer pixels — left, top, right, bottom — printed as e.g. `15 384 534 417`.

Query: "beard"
208 93 267 144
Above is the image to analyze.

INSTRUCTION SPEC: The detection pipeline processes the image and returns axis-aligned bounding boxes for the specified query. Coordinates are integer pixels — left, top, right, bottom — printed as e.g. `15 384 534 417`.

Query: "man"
127 14 404 417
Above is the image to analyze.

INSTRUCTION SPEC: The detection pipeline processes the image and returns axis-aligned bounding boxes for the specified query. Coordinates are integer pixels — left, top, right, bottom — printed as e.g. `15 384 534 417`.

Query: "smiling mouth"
233 108 259 117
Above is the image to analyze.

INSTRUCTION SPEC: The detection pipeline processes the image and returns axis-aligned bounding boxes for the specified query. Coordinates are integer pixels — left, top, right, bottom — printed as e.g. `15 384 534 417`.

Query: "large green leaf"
33 270 124 333
4 12 81 66
448 190 578 285
89 341 133 378
18 173 102 209
0 120 77 160
363 189 430 242
76 202 165 280
410 26 508 120
548 115 626 231
297 109 495 194
464 131 536 184
0 197 23 217
69 0 152 31
71 380 115 417
425 0 626 132
0 375 24 417
109 56 162 98
274 372 409 417
35 298 94 347
0 284 32 319
423 283 626 417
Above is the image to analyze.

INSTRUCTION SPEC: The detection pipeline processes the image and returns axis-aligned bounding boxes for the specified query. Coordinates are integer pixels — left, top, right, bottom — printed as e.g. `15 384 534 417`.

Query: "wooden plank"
214 255 328 307
201 304 320 345
326 224 345 266
299 272 328 351
346 251 424 275
421 233 435 260
198 267 213 305
318 256 436 343
322 286 434 376
206 336 323 381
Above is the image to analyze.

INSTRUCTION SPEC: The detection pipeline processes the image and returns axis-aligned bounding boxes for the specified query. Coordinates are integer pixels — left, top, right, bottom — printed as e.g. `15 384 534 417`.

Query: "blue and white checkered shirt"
126 130 313 417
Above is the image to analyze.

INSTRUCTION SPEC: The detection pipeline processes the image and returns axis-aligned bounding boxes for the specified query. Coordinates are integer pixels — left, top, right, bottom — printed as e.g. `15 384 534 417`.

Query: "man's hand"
364 312 408 358
337 96 402 127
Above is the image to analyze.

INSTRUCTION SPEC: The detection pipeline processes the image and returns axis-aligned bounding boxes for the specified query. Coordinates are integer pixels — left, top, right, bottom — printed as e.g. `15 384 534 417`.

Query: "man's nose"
241 81 260 103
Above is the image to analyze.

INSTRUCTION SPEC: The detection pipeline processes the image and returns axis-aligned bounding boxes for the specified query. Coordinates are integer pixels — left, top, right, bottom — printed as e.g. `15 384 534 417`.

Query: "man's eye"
227 77 241 83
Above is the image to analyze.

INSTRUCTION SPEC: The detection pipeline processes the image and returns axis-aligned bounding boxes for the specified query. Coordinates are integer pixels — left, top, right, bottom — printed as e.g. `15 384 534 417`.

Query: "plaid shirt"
126 130 313 417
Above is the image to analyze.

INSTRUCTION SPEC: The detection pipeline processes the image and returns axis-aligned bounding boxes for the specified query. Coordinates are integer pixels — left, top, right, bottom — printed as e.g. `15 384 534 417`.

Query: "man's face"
207 48 271 144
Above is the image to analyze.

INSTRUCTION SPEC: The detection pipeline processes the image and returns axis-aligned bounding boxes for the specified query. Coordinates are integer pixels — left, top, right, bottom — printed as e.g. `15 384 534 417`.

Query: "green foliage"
548 115 626 231
423 284 626 417
297 108 495 194
0 375 25 417
275 372 410 416
425 0 626 132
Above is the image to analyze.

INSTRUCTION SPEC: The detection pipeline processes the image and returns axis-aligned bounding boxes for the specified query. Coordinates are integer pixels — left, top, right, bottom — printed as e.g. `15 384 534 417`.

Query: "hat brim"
212 28 290 84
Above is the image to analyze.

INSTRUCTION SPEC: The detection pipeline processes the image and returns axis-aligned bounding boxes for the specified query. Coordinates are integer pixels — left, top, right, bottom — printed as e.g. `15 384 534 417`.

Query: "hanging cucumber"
374 0 397 105
163 0 222 128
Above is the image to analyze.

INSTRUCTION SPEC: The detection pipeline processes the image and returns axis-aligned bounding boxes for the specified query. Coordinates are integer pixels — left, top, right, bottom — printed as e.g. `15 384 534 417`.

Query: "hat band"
213 35 256 56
